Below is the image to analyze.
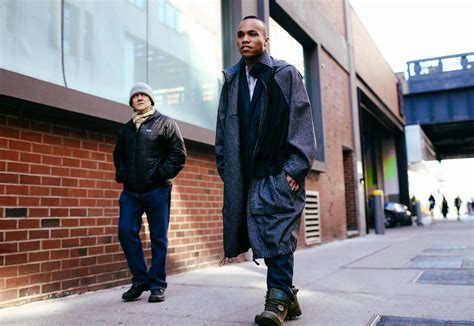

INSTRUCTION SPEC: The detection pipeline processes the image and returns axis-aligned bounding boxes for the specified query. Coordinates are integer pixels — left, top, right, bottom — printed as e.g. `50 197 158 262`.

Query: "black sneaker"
122 284 149 301
148 288 166 303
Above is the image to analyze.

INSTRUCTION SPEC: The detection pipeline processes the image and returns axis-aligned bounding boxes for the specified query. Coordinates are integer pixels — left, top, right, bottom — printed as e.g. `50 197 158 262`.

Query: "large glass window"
63 0 148 103
147 0 222 130
1 0 222 131
269 18 305 79
63 0 222 130
0 0 63 85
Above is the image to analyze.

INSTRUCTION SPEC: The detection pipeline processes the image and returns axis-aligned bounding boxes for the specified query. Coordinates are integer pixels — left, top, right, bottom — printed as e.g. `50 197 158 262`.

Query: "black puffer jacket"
113 111 186 193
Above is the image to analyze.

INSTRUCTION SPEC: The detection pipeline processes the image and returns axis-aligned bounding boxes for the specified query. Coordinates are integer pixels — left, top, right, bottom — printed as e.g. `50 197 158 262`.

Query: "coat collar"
223 50 273 82
126 110 160 128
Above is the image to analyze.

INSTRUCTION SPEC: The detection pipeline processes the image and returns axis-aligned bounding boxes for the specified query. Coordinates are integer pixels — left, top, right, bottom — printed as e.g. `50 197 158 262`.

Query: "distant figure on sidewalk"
428 194 436 225
428 194 436 226
428 194 436 212
454 196 462 221
468 198 474 215
113 82 187 303
411 195 423 226
411 196 417 215
441 196 449 219
215 16 316 326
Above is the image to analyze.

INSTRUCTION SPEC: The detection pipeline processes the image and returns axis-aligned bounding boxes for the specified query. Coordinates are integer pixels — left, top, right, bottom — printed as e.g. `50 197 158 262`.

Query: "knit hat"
129 82 155 107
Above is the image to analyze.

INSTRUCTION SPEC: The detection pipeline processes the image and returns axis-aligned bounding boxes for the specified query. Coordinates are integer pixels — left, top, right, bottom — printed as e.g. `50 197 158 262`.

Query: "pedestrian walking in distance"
454 196 462 221
113 82 186 303
215 16 317 326
441 196 449 219
428 194 436 225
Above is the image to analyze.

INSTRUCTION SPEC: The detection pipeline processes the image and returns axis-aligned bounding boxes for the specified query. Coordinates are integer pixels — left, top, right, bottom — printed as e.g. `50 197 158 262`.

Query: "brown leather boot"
286 286 302 320
255 288 289 326
255 287 301 323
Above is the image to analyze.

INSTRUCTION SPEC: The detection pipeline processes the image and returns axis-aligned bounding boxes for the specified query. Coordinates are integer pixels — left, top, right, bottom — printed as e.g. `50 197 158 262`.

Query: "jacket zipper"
133 115 156 188
134 122 142 187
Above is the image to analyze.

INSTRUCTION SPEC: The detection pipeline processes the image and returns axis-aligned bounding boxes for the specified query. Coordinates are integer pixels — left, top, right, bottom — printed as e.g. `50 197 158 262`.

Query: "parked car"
384 202 412 228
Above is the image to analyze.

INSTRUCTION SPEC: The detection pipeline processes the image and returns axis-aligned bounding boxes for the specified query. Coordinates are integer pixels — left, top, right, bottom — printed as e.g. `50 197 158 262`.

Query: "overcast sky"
350 0 474 73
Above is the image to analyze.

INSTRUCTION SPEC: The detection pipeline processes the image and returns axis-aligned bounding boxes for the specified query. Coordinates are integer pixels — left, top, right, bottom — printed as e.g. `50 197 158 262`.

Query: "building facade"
0 0 406 306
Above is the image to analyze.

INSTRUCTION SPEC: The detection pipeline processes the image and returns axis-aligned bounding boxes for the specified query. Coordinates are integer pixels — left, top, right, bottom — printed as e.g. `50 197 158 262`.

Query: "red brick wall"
343 150 357 231
304 49 353 243
168 145 224 270
0 108 223 307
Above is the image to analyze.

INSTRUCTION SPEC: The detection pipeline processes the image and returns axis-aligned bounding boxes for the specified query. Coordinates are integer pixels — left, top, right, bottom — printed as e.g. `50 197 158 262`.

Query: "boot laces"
264 295 286 313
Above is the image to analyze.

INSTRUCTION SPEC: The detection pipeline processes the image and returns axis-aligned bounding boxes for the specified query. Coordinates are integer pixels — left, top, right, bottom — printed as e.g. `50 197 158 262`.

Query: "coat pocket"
146 157 162 183
250 171 295 216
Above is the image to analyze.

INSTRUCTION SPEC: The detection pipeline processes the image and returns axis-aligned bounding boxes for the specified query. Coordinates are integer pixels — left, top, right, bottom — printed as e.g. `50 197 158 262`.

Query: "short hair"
241 15 267 36
242 15 264 23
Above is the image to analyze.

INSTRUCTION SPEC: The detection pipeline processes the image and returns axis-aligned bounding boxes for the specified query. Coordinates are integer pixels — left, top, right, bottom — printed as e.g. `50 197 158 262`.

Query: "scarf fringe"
132 106 155 129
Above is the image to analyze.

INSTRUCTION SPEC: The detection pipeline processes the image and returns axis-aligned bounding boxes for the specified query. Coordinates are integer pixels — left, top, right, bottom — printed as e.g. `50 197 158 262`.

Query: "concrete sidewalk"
1 218 473 325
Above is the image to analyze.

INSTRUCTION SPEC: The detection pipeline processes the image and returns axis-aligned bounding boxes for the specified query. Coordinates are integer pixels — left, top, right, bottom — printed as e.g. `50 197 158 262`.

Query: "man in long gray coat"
215 16 316 326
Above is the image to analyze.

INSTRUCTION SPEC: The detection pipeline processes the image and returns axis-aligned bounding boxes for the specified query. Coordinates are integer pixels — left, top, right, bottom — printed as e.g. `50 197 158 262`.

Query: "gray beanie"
129 82 155 107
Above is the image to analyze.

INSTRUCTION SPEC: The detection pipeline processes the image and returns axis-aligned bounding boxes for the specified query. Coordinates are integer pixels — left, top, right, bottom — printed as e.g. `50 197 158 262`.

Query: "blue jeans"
264 253 295 300
118 186 171 290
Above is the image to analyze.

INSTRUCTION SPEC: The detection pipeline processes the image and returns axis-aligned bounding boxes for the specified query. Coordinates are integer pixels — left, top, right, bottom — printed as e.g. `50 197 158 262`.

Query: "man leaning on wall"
113 82 186 303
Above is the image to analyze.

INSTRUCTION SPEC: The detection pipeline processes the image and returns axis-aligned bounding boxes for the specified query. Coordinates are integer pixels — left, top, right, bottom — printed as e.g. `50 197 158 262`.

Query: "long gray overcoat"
215 51 316 259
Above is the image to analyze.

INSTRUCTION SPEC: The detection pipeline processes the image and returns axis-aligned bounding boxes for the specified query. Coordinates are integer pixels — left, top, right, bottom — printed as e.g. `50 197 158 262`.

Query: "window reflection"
269 18 305 79
62 0 221 130
147 0 222 130
1 0 222 131
0 0 63 85
129 0 146 10
64 3 79 57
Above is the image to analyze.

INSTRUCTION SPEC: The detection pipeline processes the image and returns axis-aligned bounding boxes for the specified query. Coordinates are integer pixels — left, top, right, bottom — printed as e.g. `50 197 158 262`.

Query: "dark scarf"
239 60 290 178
